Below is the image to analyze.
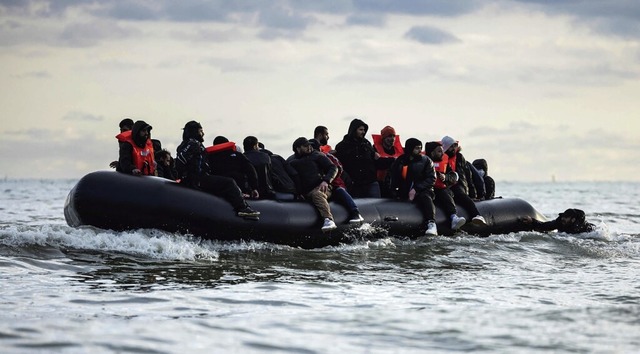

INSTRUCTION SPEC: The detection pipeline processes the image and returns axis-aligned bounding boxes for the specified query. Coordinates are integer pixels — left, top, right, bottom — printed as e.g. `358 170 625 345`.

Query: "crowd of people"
109 117 512 236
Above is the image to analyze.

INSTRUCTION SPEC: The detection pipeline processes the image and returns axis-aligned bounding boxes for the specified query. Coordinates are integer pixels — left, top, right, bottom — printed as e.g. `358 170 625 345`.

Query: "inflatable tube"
64 172 547 249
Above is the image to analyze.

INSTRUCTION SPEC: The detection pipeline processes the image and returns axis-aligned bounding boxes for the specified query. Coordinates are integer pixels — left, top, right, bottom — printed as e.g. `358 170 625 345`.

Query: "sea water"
1 178 639 353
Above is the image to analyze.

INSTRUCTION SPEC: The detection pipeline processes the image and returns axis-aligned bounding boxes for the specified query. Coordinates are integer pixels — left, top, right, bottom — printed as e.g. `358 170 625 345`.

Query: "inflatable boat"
64 171 547 249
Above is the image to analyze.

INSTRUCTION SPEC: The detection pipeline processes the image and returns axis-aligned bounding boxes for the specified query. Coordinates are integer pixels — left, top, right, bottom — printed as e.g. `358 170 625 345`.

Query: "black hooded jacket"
175 121 210 186
334 118 379 187
472 158 495 199
522 208 595 234
287 150 338 195
389 138 436 199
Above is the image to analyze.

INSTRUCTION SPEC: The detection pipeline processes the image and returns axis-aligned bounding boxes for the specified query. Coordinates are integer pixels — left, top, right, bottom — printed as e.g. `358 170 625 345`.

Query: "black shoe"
237 207 260 218
349 211 364 224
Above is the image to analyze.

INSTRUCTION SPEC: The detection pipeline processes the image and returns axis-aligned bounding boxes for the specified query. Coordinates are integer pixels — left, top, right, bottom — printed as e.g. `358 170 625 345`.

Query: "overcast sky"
1 0 639 181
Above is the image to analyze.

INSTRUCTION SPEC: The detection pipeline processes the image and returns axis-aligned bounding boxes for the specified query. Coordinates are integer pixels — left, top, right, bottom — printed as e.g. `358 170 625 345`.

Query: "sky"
1 0 639 181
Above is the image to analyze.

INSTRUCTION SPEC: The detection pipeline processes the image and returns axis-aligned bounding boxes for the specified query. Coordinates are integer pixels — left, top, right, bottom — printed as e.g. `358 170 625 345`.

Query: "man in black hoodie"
472 159 495 200
520 208 595 234
175 121 260 219
117 120 155 176
335 118 381 198
389 138 438 236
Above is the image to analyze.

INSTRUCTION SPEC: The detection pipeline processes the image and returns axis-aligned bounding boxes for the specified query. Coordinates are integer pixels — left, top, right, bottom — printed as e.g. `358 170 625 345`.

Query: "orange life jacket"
433 156 447 189
320 145 332 154
205 141 237 154
372 134 404 181
116 131 155 175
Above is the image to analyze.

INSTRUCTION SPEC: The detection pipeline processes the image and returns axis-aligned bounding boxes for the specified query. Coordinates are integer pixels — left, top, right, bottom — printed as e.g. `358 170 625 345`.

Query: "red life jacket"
116 130 131 142
116 131 155 175
320 145 332 154
205 141 237 154
372 134 404 181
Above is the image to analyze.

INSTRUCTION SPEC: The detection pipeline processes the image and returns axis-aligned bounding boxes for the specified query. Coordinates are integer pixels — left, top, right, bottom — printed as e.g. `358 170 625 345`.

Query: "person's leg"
307 187 333 220
199 175 246 211
332 187 363 222
332 187 357 212
414 190 436 222
434 188 457 216
366 181 381 198
451 184 480 217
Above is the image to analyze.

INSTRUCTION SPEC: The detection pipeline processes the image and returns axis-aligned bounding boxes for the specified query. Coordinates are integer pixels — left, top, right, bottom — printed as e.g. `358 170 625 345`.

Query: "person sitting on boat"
389 138 438 236
335 118 382 198
109 118 134 171
439 136 487 226
243 136 276 200
206 136 260 199
472 158 495 200
424 141 467 231
117 120 156 176
287 137 339 232
465 160 486 201
314 125 333 154
520 208 595 234
258 143 298 200
175 121 260 219
372 125 404 198
309 139 364 224
155 149 178 181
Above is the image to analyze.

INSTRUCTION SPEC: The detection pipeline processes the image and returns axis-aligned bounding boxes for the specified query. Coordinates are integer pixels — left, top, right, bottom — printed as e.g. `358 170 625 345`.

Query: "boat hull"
64 171 546 248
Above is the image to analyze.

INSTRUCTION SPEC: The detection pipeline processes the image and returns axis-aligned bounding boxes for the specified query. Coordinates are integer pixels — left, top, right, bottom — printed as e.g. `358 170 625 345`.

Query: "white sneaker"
451 215 466 230
472 215 487 226
425 221 438 236
321 218 337 232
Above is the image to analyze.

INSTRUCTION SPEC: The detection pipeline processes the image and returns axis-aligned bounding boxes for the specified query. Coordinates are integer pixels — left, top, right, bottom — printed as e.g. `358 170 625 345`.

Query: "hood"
403 138 422 155
472 159 488 174
131 120 152 148
346 118 368 140
213 136 229 145
441 136 456 152
182 121 203 142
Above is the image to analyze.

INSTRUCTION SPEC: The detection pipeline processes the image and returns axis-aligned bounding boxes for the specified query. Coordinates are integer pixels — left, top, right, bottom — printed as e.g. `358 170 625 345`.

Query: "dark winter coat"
334 118 379 187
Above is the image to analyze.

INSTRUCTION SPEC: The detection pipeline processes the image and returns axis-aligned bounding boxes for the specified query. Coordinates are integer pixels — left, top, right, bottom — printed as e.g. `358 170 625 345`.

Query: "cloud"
62 111 105 122
512 0 640 39
352 0 480 16
404 25 460 44
345 14 386 27
59 20 141 47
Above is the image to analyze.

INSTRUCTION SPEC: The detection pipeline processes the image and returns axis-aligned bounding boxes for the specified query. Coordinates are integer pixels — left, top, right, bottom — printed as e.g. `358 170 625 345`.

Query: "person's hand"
132 168 141 175
437 172 446 182
319 181 329 194
374 151 380 160
251 190 260 199
408 188 416 201
109 161 118 169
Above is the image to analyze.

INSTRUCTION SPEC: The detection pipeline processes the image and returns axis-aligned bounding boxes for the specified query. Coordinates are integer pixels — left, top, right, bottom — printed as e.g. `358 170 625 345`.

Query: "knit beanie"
404 138 422 155
424 141 443 156
381 126 396 139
